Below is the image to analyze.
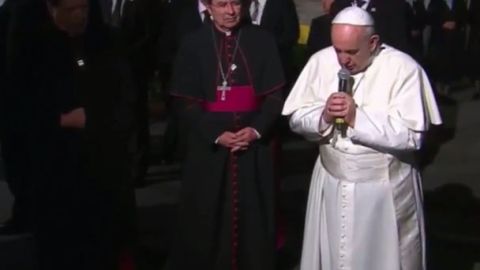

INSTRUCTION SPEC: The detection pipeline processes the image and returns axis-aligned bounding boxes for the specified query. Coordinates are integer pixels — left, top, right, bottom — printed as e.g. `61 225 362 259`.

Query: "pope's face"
206 0 243 32
48 0 89 37
331 24 379 74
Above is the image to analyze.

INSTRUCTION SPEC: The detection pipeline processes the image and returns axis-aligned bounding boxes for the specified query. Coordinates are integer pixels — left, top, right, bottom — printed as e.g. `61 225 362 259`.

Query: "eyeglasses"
210 0 242 9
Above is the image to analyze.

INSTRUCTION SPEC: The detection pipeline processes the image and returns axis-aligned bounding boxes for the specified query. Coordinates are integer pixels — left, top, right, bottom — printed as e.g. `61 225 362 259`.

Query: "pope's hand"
323 92 356 127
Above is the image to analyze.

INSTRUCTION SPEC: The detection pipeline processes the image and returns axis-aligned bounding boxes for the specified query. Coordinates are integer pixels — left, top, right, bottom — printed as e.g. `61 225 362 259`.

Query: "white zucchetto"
332 6 374 26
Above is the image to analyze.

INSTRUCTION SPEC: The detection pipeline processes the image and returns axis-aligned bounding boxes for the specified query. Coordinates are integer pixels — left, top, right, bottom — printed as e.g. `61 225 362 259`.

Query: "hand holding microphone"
323 69 356 134
335 68 351 129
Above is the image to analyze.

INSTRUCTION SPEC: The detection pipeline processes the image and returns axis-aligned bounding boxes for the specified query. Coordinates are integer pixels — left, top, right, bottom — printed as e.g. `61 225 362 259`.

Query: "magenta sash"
203 85 262 112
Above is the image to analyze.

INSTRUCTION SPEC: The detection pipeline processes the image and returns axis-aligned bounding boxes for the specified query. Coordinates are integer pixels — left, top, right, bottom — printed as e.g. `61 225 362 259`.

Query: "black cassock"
169 22 285 270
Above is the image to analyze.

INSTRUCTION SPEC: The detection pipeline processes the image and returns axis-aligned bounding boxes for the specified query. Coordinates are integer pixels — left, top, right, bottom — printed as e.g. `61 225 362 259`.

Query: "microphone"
335 68 351 133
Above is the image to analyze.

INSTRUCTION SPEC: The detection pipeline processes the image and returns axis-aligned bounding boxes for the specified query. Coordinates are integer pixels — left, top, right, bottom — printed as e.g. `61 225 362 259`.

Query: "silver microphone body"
335 68 352 130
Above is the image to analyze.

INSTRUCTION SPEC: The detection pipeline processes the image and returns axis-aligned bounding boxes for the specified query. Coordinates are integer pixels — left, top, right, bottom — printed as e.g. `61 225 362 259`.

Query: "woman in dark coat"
6 0 136 269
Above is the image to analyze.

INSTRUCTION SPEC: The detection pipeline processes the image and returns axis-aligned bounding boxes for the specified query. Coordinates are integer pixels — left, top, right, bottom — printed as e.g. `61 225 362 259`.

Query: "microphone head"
338 68 351 80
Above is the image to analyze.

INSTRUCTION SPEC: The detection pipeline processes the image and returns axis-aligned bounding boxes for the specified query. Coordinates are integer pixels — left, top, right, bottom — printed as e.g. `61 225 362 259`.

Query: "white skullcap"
332 6 374 26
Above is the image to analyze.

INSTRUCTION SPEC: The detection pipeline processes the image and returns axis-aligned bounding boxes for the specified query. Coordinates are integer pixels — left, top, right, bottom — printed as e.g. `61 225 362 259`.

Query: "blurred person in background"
427 0 468 96
306 0 335 58
99 0 161 186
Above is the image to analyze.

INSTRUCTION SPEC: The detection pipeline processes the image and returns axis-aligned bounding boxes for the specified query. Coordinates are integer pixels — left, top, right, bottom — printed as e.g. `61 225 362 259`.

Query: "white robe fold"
282 45 441 270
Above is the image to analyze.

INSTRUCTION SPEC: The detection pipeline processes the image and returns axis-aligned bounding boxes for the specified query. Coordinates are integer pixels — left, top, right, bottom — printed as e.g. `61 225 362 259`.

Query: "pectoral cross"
218 81 231 101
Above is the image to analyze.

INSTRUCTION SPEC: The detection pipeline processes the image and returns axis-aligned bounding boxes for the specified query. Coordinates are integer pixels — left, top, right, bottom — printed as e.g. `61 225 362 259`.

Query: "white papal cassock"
282 45 442 270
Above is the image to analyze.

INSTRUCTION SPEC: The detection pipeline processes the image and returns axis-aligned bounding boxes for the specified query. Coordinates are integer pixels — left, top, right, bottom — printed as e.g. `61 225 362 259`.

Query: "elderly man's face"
48 0 89 37
331 24 379 74
206 0 242 32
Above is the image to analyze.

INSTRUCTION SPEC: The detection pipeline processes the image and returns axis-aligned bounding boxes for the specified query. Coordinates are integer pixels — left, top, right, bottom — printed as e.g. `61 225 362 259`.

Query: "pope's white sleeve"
347 107 422 151
289 104 333 142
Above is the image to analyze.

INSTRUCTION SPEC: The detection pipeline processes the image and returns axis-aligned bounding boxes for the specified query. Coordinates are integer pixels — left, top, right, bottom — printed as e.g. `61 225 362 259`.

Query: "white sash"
319 145 389 183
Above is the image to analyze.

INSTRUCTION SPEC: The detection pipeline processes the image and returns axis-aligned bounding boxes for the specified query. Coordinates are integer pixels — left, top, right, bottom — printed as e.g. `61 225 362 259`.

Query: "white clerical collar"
214 27 233 36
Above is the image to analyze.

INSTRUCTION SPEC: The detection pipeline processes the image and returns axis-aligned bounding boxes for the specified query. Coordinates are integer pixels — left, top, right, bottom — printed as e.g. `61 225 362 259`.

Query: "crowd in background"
306 0 480 100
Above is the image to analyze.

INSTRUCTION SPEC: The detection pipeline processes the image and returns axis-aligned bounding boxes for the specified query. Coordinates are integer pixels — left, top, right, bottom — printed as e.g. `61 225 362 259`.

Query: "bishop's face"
48 0 89 37
206 0 243 32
